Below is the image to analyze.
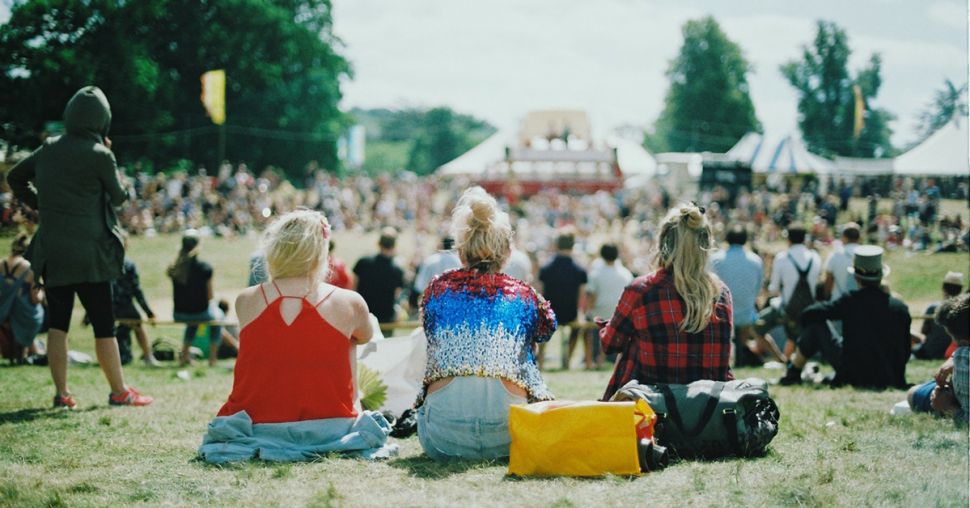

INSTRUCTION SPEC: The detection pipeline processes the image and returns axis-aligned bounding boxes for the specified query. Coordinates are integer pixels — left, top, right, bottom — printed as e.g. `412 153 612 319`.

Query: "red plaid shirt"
599 267 734 400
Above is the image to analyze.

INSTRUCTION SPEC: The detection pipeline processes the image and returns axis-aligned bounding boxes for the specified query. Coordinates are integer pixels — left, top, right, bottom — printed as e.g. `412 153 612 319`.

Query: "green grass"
0 223 968 507
0 361 966 507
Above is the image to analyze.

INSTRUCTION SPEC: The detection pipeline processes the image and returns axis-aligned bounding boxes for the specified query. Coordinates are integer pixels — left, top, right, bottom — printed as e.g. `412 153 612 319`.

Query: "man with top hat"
779 245 911 388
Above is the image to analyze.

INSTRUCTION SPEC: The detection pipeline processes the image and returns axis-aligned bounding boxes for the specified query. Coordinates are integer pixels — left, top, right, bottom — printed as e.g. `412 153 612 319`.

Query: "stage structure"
438 110 655 196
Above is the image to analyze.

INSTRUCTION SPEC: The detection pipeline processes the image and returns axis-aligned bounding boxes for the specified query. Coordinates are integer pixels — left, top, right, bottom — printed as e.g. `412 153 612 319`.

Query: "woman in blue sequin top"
416 186 556 461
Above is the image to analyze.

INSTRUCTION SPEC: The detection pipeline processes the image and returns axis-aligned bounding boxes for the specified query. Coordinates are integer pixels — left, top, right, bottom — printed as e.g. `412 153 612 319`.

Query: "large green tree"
0 0 350 180
647 16 761 153
781 20 894 157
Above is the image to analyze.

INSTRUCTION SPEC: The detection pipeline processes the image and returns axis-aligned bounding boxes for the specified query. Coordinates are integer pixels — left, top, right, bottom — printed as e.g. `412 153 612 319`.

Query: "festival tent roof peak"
726 132 834 174
893 115 969 176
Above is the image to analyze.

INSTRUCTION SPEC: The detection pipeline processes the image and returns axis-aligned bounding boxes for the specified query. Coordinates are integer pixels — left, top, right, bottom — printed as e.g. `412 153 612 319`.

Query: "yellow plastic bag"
508 400 650 477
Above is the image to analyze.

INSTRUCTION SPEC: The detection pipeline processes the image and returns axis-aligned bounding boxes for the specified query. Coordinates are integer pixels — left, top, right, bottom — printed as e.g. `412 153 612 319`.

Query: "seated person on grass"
907 293 970 426
779 246 911 388
199 210 394 463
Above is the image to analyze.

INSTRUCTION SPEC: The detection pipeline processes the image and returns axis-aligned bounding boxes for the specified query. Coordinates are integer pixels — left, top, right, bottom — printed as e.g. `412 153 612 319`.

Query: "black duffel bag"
611 378 780 460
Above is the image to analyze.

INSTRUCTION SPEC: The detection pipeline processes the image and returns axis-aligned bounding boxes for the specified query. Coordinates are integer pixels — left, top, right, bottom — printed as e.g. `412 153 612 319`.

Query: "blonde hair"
450 186 512 272
655 203 721 334
262 209 331 280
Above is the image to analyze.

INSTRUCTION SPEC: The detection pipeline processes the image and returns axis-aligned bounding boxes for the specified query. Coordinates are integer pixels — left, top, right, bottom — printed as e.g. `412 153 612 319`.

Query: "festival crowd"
2 87 967 465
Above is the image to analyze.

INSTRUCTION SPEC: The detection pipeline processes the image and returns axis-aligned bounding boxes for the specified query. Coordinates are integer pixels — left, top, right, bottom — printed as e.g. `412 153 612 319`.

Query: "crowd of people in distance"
2 87 968 465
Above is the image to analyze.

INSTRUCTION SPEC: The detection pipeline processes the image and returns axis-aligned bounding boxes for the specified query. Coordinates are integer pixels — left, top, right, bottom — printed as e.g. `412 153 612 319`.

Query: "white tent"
833 156 894 176
437 131 510 176
437 130 657 178
893 117 970 176
726 132 834 174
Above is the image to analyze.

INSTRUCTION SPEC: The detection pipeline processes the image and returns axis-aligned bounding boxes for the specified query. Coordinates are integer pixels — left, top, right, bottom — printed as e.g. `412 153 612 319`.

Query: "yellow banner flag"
852 84 864 139
200 69 226 125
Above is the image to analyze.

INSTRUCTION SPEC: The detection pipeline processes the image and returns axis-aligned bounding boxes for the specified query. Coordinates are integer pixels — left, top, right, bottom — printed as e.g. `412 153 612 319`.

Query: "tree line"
646 17 965 158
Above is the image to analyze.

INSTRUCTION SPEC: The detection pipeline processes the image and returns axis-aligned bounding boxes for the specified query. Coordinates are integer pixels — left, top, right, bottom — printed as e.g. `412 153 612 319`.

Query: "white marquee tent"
437 130 657 178
726 132 834 174
893 117 969 176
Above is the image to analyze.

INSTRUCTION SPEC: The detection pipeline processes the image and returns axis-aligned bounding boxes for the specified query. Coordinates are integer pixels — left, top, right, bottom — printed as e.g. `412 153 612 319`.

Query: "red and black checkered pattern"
600 268 735 400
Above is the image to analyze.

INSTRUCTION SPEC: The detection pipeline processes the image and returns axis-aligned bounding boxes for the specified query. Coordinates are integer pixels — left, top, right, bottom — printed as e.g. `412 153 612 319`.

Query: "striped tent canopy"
726 132 834 174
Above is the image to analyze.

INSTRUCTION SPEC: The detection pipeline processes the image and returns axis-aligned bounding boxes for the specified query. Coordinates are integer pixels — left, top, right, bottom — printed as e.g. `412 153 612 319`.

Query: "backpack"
784 256 815 322
611 378 780 460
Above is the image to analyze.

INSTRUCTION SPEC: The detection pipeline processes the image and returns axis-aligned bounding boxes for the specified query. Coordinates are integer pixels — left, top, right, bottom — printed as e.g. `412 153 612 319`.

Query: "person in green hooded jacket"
7 86 153 409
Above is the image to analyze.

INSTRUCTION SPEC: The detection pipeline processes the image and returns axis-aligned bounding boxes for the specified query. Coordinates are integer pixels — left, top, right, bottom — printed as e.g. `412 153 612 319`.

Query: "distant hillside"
349 107 495 174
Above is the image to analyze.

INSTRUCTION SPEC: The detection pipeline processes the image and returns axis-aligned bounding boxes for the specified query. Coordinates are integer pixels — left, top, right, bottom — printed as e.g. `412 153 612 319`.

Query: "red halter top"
217 282 357 424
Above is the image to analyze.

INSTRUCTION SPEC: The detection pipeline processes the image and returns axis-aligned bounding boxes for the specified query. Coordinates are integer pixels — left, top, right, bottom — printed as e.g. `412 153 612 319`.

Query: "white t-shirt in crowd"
414 251 462 293
587 262 634 320
824 242 859 300
503 248 533 283
768 244 822 305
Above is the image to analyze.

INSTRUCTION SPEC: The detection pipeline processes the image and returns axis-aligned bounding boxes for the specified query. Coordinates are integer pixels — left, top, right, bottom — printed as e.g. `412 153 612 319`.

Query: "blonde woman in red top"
199 210 394 463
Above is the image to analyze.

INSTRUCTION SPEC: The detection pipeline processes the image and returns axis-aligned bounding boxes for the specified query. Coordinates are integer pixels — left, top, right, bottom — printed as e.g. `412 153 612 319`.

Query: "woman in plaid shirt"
598 203 734 400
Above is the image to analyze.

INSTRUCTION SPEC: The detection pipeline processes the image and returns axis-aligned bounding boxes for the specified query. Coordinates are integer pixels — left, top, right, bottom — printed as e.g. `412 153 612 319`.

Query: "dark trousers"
796 321 844 371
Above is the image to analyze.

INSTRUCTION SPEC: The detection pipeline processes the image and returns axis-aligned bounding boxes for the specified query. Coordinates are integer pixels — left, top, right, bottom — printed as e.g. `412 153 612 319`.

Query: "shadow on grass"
387 455 505 479
0 406 97 425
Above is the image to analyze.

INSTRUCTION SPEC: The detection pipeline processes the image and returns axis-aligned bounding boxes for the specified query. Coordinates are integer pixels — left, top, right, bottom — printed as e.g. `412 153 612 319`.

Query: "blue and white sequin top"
419 268 557 405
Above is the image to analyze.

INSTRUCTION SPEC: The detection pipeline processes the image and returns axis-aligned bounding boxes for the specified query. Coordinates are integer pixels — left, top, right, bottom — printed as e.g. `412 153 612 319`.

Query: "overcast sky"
332 0 968 148
1 1 965 148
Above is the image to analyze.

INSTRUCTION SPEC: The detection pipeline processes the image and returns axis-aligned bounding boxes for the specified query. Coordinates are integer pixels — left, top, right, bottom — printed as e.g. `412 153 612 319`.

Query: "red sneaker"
53 393 77 410
108 387 154 406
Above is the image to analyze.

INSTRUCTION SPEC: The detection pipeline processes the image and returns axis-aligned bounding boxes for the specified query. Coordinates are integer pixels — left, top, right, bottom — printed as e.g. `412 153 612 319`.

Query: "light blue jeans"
417 376 527 461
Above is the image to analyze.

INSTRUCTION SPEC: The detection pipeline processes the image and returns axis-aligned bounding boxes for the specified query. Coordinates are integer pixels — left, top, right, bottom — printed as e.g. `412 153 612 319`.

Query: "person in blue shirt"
710 225 784 366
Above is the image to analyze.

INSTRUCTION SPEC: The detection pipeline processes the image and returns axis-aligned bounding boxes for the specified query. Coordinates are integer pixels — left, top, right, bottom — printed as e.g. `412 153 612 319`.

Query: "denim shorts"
910 380 937 413
416 376 527 461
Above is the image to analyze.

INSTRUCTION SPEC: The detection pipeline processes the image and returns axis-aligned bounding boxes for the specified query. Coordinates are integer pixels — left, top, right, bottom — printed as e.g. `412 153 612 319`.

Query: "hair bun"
469 199 493 230
681 207 704 229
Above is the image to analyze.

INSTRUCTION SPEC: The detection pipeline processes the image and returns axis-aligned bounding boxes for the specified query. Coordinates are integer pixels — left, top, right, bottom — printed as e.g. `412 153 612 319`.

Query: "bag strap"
791 257 812 278
722 409 743 456
658 381 725 437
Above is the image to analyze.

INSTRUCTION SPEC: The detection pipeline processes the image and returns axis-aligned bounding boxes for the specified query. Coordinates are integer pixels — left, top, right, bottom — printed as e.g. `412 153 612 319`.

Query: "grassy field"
0 218 968 507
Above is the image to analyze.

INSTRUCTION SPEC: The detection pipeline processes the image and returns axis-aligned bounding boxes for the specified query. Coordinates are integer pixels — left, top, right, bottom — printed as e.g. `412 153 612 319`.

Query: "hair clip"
690 201 706 214
321 220 331 240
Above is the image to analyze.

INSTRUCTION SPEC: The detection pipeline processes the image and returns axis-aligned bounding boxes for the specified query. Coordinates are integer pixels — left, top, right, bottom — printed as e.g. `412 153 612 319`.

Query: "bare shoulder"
329 287 369 316
235 285 266 326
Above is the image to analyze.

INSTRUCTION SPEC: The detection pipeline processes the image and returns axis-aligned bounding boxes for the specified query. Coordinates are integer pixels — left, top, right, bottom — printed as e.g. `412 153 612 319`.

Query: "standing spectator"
586 243 633 369
599 203 734 400
326 240 353 290
539 229 588 370
913 272 964 360
6 86 152 407
710 225 784 366
0 233 45 360
111 232 160 366
779 246 911 388
413 236 461 296
821 222 861 301
354 227 405 324
168 230 223 366
755 225 822 357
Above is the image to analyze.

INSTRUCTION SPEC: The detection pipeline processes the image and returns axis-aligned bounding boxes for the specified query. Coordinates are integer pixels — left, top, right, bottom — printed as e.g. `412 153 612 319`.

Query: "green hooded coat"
6 86 127 287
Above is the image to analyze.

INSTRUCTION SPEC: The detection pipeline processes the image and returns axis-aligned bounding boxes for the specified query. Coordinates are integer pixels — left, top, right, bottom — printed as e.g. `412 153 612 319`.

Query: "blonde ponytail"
655 203 720 333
